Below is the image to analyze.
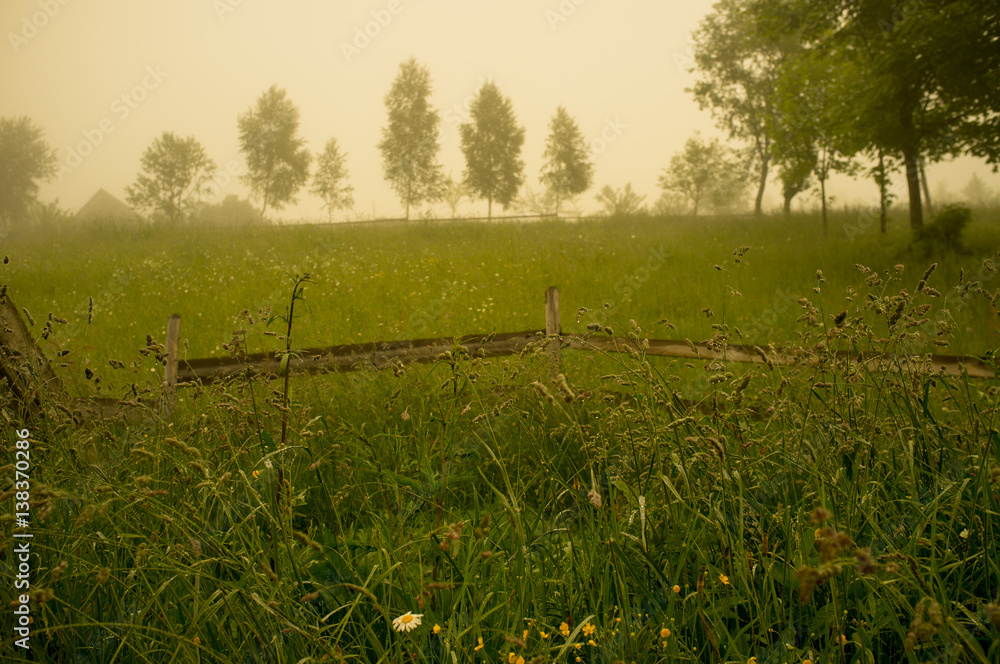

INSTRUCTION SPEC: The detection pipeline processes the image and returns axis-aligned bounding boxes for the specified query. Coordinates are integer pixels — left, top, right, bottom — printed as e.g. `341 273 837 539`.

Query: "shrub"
914 203 972 254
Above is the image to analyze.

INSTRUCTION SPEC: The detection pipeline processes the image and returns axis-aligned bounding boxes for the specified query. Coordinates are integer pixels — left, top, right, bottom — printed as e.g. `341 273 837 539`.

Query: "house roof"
75 189 141 222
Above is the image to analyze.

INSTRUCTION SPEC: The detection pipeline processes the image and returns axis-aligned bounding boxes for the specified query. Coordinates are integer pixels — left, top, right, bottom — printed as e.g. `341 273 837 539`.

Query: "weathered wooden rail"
572 335 995 379
161 285 994 397
171 330 543 386
0 285 994 420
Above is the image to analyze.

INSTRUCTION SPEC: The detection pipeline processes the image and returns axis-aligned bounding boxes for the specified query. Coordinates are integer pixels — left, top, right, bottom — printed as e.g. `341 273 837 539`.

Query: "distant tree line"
679 0 1000 235
1 1 998 233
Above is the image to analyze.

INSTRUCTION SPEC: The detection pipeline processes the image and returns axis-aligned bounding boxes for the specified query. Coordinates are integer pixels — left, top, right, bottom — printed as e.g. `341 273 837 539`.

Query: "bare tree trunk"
487 196 492 221
783 190 793 216
754 153 769 217
877 149 888 234
919 159 933 219
902 144 923 231
820 176 828 236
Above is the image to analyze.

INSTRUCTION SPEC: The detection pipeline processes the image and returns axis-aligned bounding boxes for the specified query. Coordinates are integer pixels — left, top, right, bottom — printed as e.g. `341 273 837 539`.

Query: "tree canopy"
238 85 311 218
658 134 748 216
688 0 786 216
377 58 445 220
125 132 216 223
312 138 354 223
540 106 593 216
0 116 55 227
595 183 647 217
459 81 526 220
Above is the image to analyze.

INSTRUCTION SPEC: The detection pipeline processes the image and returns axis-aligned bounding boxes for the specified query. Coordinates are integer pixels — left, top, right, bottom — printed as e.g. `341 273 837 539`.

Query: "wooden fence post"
545 286 561 378
0 292 62 414
163 314 181 415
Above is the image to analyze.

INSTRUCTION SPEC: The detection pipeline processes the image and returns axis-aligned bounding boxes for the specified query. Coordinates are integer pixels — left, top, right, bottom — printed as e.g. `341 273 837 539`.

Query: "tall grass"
1 211 998 663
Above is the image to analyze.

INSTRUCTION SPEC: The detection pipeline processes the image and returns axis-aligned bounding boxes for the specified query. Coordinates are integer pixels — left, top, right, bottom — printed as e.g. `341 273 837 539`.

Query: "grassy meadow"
1 209 1000 663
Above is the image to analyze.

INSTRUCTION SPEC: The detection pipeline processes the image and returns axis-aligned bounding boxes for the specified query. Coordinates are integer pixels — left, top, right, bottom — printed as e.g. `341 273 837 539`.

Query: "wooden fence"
161 287 995 398
0 286 993 418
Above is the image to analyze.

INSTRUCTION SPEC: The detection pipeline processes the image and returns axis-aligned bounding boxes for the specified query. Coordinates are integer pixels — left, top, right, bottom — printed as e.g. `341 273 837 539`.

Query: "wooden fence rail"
572 336 996 379
162 286 995 403
172 330 542 386
0 285 992 419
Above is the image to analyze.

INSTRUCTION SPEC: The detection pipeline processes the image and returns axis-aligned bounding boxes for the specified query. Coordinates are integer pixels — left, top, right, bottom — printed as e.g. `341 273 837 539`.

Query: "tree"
514 186 558 217
786 0 1000 232
124 132 216 223
962 173 997 208
459 81 525 221
194 195 263 226
868 148 897 234
378 58 446 220
688 0 786 216
311 138 354 223
540 106 593 216
238 86 311 218
658 134 748 216
0 116 55 227
595 183 647 217
442 174 468 218
776 155 813 215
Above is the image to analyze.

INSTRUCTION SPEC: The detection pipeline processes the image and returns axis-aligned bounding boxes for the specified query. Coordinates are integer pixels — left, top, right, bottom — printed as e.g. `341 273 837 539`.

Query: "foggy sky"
2 0 997 221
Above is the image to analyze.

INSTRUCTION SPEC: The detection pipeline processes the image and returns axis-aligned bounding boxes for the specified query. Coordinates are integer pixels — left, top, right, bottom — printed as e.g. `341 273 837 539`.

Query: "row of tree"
685 0 1000 234
0 57 604 225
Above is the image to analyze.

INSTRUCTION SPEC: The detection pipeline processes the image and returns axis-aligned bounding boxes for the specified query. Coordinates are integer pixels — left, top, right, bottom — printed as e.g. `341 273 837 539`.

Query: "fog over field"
3 2 1000 662
2 0 998 221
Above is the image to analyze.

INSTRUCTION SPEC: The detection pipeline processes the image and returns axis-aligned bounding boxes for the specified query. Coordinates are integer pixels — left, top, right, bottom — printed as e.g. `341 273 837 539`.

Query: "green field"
1 210 999 663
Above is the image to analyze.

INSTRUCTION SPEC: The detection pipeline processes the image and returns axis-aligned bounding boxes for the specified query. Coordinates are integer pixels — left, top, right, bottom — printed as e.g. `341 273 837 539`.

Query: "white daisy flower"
392 612 423 633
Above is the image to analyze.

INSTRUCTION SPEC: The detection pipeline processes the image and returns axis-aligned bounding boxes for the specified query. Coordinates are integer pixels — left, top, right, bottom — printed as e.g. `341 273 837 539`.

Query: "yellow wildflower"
719 573 730 585
474 636 484 651
582 623 596 637
540 630 549 639
660 628 671 638
559 622 570 637
748 658 757 664
673 584 681 593
433 624 441 635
